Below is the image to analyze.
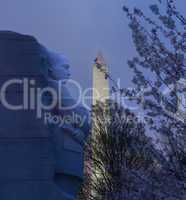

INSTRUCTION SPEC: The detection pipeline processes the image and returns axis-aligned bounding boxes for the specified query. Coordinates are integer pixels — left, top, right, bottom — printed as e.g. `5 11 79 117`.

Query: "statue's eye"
48 68 57 80
48 68 53 75
62 64 70 69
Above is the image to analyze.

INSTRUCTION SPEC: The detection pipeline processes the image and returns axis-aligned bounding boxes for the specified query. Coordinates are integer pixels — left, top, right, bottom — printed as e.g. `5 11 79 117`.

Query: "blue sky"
0 0 185 92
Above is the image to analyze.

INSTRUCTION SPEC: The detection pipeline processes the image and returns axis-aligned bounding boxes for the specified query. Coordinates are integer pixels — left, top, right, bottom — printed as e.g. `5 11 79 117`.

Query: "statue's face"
49 64 70 82
48 52 71 83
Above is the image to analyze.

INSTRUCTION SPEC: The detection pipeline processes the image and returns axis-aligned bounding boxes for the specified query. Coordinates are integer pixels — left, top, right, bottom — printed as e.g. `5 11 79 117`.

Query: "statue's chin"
62 81 67 84
61 80 68 85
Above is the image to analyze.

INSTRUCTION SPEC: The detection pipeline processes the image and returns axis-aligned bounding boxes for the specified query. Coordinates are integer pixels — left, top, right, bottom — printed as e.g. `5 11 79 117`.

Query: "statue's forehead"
47 50 70 67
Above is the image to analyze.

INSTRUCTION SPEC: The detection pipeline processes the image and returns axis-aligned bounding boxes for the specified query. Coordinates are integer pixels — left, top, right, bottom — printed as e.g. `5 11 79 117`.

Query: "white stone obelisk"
90 53 110 197
92 53 110 105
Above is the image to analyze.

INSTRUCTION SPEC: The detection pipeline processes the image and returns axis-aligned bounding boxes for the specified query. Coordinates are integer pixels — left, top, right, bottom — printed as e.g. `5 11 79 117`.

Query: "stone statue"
40 48 91 199
0 31 90 200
